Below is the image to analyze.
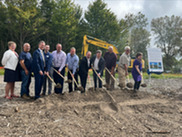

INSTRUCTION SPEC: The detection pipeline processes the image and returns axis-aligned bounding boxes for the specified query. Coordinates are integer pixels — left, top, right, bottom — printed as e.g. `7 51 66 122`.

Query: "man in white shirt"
91 50 105 88
52 43 66 94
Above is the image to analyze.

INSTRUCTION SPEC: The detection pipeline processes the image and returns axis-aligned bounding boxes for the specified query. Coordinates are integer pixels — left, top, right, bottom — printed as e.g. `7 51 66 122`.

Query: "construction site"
0 76 182 137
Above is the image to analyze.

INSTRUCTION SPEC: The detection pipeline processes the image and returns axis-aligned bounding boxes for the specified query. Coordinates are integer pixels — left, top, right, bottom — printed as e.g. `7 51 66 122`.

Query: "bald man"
52 43 66 94
104 46 117 90
19 43 33 99
79 51 92 93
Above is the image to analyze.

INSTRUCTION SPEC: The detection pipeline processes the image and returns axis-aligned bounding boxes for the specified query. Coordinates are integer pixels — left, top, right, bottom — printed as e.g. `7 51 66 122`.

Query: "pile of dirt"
0 87 182 136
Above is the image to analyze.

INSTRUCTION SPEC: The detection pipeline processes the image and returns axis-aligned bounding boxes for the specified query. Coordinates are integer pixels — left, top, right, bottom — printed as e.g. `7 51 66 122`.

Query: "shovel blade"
55 83 62 89
126 82 133 88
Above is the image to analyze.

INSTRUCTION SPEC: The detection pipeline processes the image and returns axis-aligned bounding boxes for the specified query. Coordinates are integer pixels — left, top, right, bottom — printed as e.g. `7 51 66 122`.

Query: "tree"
121 12 150 58
84 0 121 49
5 0 45 52
49 0 82 52
151 15 182 69
0 1 9 61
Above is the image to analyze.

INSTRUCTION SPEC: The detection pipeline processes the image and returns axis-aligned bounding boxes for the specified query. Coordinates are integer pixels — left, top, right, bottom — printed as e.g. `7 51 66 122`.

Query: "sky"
74 0 182 48
74 0 182 22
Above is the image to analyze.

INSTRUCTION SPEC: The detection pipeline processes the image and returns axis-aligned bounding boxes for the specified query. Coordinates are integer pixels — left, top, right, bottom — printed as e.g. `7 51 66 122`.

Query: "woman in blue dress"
132 52 143 92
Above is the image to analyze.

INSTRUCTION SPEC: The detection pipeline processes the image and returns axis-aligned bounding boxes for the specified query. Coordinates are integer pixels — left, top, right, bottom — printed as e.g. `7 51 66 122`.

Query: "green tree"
50 0 82 52
122 12 150 58
0 1 9 61
5 0 45 52
151 15 182 70
84 0 121 50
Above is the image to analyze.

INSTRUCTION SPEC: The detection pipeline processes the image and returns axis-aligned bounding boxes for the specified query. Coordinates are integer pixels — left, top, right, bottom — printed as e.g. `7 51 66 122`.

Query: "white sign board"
147 48 164 73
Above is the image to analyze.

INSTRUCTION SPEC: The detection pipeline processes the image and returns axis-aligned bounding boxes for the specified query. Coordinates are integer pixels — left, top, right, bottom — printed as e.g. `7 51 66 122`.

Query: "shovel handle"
141 72 144 83
53 68 65 80
47 74 56 85
127 75 130 82
68 69 79 87
92 67 104 83
105 67 117 81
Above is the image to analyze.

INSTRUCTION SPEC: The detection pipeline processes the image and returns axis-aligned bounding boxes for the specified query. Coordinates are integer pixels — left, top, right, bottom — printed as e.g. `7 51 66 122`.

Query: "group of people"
1 40 143 100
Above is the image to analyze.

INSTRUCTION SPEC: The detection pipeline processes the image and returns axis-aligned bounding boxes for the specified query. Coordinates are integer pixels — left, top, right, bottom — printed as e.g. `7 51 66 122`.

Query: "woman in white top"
1 41 19 99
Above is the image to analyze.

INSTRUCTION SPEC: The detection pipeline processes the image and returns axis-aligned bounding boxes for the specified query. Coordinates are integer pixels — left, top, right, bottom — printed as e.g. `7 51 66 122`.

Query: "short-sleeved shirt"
132 59 142 81
118 52 131 69
19 51 32 71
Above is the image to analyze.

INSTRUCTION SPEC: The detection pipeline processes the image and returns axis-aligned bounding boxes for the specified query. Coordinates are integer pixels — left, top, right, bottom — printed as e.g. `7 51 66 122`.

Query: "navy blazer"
32 49 45 74
91 55 105 76
44 52 53 72
79 56 91 76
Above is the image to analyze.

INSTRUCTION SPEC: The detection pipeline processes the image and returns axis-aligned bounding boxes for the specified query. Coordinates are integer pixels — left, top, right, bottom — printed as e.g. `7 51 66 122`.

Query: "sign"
147 48 164 73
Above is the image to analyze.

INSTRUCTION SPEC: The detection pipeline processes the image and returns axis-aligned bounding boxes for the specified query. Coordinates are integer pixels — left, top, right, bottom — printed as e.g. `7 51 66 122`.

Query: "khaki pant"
105 69 115 90
118 66 126 88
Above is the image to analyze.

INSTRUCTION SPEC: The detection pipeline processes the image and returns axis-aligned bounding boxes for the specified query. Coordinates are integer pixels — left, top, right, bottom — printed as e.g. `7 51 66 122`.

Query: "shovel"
126 75 133 88
47 74 62 89
68 69 84 91
92 67 119 112
92 67 106 87
141 73 147 87
105 67 120 87
53 68 72 83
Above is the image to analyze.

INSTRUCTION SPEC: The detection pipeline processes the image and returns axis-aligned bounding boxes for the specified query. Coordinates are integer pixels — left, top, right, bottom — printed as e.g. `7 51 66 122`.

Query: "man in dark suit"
91 50 105 88
42 45 53 95
79 51 92 93
32 41 46 99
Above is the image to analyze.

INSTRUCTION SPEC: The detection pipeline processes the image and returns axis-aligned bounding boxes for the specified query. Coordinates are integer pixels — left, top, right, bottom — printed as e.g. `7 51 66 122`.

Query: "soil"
0 76 182 137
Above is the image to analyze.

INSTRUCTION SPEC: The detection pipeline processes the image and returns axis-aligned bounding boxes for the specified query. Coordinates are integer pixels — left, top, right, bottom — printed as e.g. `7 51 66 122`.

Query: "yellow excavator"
81 35 119 56
81 35 144 69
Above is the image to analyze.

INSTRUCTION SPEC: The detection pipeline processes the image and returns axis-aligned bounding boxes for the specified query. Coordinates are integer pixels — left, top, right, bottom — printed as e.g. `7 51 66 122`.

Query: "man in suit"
32 41 46 99
91 50 105 88
42 45 53 95
79 51 92 93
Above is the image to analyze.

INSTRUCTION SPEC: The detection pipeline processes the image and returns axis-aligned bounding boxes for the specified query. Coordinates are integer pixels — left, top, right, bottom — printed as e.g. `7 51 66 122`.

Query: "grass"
0 69 4 75
88 70 182 79
0 68 182 79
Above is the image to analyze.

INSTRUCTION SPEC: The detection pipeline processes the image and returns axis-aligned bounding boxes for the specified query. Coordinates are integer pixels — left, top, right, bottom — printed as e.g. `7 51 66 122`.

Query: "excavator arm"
82 35 119 56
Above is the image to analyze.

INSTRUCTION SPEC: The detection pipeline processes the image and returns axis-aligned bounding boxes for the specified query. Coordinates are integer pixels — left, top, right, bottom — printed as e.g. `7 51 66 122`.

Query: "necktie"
40 50 45 67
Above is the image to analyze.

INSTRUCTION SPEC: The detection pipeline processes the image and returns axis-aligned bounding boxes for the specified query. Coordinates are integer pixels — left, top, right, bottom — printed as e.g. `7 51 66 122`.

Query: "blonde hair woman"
1 41 19 99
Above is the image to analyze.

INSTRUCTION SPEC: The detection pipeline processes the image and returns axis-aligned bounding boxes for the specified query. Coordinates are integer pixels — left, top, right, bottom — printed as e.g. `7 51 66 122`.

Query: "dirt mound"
0 87 182 136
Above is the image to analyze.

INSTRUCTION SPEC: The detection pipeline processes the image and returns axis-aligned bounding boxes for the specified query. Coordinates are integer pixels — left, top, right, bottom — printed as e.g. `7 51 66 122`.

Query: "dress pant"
118 66 126 88
93 70 102 88
68 69 78 92
42 67 53 95
20 70 31 97
80 73 88 91
105 68 115 90
34 72 44 99
53 67 65 94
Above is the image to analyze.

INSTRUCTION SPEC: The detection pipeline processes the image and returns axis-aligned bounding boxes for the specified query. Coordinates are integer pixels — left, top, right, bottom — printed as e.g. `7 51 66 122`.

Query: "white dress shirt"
87 58 90 67
1 49 18 71
94 57 100 70
52 50 66 72
39 48 45 67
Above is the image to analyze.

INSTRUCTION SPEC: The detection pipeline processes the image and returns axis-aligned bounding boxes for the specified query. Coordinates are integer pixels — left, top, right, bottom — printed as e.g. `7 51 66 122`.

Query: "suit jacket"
79 56 91 76
91 55 105 76
44 52 53 72
32 49 44 74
